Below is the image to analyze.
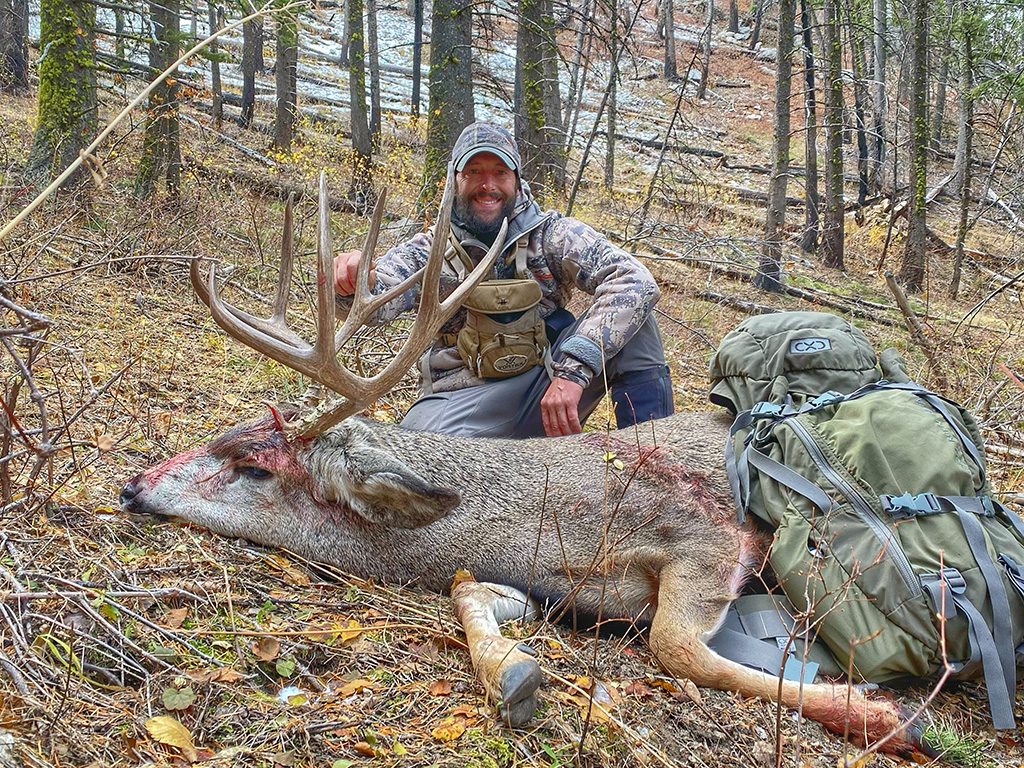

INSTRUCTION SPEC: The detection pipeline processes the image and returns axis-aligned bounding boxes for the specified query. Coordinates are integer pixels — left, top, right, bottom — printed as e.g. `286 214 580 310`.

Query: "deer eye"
237 466 272 480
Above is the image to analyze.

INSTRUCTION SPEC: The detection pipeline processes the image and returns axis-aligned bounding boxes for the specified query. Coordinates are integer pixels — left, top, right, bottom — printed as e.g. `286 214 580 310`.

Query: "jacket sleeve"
336 229 434 324
543 216 661 386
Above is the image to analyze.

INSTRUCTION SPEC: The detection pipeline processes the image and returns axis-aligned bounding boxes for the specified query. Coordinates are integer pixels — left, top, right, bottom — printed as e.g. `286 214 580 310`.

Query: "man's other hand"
541 377 584 437
333 250 375 295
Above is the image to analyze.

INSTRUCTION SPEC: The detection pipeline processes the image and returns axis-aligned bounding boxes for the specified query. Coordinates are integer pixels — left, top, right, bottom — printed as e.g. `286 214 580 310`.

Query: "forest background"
0 0 1023 764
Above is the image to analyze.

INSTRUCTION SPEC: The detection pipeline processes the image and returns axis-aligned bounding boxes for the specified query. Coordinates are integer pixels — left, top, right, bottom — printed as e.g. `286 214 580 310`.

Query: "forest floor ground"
2 2 1024 766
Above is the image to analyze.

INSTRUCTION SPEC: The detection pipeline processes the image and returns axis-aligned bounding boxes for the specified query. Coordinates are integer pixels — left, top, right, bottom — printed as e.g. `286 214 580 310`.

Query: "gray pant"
401 313 668 438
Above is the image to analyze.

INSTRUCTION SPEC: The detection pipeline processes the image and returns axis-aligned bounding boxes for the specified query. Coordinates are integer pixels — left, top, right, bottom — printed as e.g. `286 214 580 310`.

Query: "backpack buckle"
750 402 783 419
807 390 845 409
880 492 942 517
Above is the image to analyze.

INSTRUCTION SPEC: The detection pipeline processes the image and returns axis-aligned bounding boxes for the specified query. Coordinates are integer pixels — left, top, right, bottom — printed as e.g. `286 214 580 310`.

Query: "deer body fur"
121 408 922 755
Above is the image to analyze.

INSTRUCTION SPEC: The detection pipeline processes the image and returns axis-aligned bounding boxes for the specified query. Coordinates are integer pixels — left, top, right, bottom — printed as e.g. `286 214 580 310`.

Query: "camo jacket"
351 185 661 394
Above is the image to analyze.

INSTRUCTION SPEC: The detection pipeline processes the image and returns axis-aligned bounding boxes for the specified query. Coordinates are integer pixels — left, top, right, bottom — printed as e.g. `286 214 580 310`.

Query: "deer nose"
120 476 142 510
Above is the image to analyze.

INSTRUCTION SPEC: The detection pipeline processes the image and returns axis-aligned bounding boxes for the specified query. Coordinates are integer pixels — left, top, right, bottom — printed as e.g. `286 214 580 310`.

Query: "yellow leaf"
393 741 408 755
338 678 374 697
145 715 197 761
336 619 363 645
431 717 466 741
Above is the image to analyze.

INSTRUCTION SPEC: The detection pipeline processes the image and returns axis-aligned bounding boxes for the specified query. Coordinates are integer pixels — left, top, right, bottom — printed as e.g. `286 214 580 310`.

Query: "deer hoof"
497 654 542 728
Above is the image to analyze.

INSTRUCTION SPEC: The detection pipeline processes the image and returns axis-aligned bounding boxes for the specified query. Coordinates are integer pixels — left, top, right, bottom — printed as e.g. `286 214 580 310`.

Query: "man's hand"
333 250 376 296
541 377 584 437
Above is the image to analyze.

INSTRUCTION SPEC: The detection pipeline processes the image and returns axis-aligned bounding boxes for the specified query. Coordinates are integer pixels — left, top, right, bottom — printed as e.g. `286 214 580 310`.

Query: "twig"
883 271 944 380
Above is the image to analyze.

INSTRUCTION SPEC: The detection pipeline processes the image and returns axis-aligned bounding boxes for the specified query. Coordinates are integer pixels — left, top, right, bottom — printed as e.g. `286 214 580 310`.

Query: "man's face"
454 152 518 239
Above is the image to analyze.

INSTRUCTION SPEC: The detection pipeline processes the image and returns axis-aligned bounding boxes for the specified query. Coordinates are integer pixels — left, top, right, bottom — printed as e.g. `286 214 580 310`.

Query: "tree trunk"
348 0 372 203
697 0 713 98
663 0 677 79
516 0 565 199
819 0 844 269
750 0 767 49
241 17 259 127
931 49 949 151
605 0 618 190
0 0 29 92
870 0 886 192
366 0 381 143
899 0 928 291
799 0 819 254
115 5 125 60
411 0 423 116
949 0 973 298
24 0 97 185
729 0 739 32
847 0 869 214
339 0 350 66
273 2 298 152
757 0 796 291
207 0 223 128
254 18 265 71
421 0 474 208
564 0 593 138
135 0 181 199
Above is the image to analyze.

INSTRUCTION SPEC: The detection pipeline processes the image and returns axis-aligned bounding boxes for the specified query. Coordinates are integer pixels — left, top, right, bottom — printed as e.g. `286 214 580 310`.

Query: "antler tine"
356 187 387 296
334 186 393 345
313 171 339 364
203 260 314 370
190 258 307 348
418 164 457 315
272 193 296 324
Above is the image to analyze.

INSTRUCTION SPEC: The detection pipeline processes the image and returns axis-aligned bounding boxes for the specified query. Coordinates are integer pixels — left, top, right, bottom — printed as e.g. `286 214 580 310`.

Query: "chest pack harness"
442 231 550 380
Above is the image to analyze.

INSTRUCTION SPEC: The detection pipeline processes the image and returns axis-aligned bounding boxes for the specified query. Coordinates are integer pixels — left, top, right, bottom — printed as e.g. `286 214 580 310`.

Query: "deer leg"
649 561 923 757
452 580 543 727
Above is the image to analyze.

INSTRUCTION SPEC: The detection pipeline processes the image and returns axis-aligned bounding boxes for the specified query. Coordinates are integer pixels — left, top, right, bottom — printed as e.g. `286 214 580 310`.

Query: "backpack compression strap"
707 594 839 684
921 568 1017 730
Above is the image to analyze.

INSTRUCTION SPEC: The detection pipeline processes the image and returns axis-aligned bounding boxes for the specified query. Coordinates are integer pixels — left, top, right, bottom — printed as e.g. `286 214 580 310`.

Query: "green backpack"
709 311 1024 729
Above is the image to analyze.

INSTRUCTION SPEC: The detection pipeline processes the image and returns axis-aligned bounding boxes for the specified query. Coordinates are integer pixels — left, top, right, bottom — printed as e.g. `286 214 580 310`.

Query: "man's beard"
453 192 517 244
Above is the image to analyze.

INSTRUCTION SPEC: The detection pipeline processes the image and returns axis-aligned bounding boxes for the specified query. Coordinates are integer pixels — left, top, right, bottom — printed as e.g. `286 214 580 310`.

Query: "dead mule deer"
120 172 926 756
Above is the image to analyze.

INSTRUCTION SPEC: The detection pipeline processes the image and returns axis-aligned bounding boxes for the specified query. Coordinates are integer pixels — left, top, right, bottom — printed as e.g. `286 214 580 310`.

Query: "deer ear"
316 445 460 529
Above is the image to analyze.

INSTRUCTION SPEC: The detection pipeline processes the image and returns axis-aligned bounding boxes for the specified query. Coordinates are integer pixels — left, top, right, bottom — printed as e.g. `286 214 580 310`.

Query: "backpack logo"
789 337 832 354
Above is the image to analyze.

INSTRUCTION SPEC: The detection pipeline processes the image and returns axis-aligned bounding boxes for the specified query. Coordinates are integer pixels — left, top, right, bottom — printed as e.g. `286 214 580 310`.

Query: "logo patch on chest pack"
493 354 530 374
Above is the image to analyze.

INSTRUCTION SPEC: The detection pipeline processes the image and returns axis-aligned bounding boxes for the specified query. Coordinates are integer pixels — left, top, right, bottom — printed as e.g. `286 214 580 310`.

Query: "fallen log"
189 162 365 214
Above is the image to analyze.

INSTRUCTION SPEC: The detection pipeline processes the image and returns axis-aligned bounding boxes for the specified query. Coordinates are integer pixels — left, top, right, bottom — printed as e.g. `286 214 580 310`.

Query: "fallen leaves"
189 667 244 684
145 715 197 762
427 678 453 696
430 705 482 742
161 686 196 711
252 636 280 661
430 717 466 742
338 678 375 698
162 607 188 629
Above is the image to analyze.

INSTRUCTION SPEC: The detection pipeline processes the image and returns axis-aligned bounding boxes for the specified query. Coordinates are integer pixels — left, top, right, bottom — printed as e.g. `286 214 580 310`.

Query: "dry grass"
2 21 1024 767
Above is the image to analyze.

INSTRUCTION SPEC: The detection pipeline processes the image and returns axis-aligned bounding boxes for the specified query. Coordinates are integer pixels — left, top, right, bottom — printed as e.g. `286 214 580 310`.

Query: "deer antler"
192 168 505 438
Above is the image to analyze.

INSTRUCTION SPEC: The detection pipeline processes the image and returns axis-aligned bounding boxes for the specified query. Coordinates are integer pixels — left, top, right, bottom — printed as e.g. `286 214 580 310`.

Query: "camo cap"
452 122 521 173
